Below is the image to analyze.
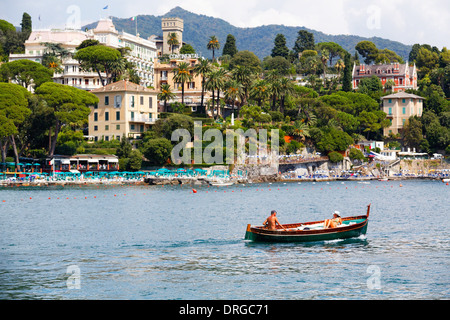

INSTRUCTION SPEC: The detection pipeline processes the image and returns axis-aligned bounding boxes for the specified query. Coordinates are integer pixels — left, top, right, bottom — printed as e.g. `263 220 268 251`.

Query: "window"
105 112 109 121
105 96 109 105
105 125 109 131
105 136 109 141
388 99 392 103
402 99 406 103
402 119 406 125
114 95 122 108
116 111 120 121
149 97 153 108
130 95 135 107
94 113 98 121
140 96 144 105
85 79 89 85
131 111 134 120
388 108 392 115
130 124 135 130
94 125 98 131
402 107 406 114
116 125 120 130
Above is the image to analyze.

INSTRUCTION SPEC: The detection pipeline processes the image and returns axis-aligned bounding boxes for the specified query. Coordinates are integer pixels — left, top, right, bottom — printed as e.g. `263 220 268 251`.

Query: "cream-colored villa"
89 80 158 141
381 92 425 136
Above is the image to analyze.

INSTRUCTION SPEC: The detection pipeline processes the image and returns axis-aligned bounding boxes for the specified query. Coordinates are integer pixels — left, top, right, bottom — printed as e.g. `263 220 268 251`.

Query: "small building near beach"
89 79 158 141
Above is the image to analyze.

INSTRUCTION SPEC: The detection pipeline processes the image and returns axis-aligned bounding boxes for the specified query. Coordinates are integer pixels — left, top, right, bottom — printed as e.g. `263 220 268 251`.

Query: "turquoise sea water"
0 180 449 299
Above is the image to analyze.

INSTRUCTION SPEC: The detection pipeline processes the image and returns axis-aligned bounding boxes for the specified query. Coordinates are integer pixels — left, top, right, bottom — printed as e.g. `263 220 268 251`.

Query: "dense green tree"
293 30 315 55
317 42 345 67
142 138 173 165
0 59 53 89
357 75 383 100
76 39 100 50
73 44 122 86
315 127 354 153
0 83 31 167
153 114 194 141
262 56 292 75
271 34 289 59
222 34 237 57
35 82 98 157
355 41 379 64
415 47 440 78
179 43 196 54
229 50 261 74
20 13 32 38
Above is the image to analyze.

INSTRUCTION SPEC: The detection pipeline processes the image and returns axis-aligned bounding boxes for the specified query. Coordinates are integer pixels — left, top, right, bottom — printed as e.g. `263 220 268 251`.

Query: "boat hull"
245 220 368 243
245 205 371 243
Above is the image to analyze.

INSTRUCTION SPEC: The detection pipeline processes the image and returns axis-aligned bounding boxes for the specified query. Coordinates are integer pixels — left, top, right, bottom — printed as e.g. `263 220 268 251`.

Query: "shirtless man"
263 210 287 231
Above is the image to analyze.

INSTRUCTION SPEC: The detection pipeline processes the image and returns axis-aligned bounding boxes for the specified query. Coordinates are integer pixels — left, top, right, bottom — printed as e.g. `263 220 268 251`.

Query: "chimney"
359 64 365 75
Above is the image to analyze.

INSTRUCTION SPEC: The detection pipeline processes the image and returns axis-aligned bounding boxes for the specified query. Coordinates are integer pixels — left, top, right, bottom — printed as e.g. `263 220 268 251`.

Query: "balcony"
130 115 158 124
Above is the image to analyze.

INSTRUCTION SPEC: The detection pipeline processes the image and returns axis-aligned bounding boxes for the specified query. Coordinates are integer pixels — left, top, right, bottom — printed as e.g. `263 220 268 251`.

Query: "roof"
353 63 415 78
381 92 425 100
93 18 118 34
26 29 92 46
90 80 157 93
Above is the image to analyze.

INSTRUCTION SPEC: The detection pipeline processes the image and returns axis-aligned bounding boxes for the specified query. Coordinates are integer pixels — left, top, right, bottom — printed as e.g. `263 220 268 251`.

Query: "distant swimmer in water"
263 210 287 231
324 211 343 229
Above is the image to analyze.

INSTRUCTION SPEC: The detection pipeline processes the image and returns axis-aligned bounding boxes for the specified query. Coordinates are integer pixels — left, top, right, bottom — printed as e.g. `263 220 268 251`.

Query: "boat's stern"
244 224 255 241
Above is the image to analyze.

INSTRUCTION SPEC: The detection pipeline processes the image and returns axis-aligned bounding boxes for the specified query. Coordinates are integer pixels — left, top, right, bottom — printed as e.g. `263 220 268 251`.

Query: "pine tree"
222 34 237 57
21 13 32 37
342 53 352 92
271 34 289 59
293 30 315 55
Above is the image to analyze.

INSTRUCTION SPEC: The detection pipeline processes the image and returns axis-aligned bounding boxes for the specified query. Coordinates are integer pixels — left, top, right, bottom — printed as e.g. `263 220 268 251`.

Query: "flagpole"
135 16 137 36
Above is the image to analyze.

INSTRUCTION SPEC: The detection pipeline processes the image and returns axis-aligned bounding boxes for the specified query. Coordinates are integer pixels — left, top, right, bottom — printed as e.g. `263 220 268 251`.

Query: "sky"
1 0 449 49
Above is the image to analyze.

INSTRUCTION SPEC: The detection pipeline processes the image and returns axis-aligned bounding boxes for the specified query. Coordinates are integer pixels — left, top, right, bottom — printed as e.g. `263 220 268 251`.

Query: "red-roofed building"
352 62 417 92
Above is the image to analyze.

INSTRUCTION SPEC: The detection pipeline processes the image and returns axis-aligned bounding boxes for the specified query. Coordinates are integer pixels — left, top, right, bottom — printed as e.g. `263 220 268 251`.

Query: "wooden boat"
245 204 370 243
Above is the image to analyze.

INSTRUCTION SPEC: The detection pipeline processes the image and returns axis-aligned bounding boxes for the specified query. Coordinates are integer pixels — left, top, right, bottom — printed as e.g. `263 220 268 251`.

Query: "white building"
9 18 157 90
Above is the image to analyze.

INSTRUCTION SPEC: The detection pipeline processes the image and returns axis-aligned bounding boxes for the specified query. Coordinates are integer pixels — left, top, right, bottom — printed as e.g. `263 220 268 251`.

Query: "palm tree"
205 67 227 118
224 79 243 117
158 83 176 112
193 58 212 113
292 120 310 140
279 77 295 114
172 62 193 105
232 65 254 107
167 32 179 54
266 70 282 111
250 79 269 107
207 36 220 61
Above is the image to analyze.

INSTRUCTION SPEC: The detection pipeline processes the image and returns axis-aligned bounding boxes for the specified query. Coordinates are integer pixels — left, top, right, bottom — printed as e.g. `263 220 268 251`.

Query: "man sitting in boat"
324 211 343 229
263 210 287 231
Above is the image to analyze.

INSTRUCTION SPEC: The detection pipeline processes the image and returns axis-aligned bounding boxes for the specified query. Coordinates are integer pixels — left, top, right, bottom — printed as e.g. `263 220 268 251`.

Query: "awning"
88 159 99 162
108 159 119 162
61 159 70 164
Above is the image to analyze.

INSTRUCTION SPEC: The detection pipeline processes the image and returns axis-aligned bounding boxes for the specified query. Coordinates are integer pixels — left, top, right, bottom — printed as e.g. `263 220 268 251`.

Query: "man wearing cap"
263 210 287 231
324 211 343 229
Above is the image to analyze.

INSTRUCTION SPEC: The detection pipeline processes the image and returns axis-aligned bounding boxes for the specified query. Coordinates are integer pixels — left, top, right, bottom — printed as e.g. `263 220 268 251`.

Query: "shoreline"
1 175 447 187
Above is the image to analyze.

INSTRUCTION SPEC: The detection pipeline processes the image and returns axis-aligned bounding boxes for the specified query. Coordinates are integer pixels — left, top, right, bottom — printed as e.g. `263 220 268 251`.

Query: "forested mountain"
83 6 412 61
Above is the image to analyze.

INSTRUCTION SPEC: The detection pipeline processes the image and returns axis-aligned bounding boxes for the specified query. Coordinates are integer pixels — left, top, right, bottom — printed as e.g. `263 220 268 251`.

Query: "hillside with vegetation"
1 11 449 171
82 6 412 61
